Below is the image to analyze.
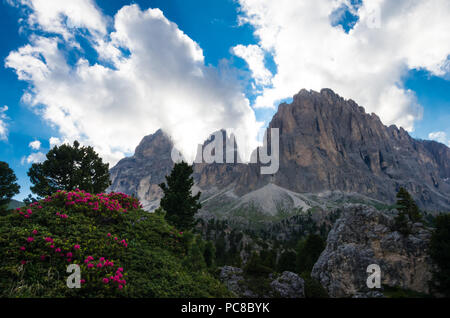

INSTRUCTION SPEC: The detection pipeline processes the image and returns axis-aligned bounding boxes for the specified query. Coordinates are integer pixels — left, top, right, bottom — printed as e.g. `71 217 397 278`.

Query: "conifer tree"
159 161 201 231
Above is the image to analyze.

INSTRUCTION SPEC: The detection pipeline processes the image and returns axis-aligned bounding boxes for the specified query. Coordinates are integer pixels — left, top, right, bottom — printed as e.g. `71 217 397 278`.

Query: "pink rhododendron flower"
66 252 73 258
32 230 38 235
87 263 94 268
80 279 86 284
50 245 55 248
24 215 30 219
27 237 34 242
74 244 80 250
118 285 123 290
97 263 103 268
102 278 109 284
55 248 61 253
107 233 111 237
20 260 27 265
26 209 32 214
20 246 26 251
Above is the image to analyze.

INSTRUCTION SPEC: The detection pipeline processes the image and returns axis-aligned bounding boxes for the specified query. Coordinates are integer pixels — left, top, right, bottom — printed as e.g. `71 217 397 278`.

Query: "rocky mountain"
108 129 175 211
109 88 450 215
312 204 433 297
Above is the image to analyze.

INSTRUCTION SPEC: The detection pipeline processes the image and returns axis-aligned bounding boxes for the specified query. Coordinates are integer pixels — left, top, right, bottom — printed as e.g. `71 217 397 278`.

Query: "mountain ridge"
108 88 450 213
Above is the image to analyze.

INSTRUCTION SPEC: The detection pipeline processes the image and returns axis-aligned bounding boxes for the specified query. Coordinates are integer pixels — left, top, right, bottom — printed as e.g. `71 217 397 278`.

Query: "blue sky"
0 0 449 200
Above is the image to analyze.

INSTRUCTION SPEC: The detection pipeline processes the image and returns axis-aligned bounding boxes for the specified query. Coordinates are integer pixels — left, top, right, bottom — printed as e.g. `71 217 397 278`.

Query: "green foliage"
382 286 432 298
244 252 273 277
300 272 328 298
159 162 201 231
429 214 450 297
296 234 325 273
0 190 230 298
0 161 20 208
393 188 422 235
277 250 296 273
27 141 110 198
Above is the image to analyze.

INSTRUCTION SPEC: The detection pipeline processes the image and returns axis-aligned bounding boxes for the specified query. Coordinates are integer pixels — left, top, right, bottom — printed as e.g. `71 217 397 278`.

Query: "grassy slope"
0 191 230 298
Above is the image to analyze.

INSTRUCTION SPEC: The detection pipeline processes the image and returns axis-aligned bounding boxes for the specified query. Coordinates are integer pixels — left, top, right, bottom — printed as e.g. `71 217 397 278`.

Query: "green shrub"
0 189 230 298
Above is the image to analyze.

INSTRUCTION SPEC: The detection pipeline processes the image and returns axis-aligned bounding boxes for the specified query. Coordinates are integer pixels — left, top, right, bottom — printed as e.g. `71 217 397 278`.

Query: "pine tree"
296 234 325 273
394 187 422 235
159 161 201 231
429 214 450 296
0 161 20 209
27 141 110 197
396 187 422 222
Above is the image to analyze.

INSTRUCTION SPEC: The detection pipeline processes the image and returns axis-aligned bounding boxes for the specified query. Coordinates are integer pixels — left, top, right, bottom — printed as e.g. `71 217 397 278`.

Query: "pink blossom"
87 263 94 268
26 209 32 215
118 285 123 290
20 246 26 251
102 278 109 284
32 230 38 235
27 237 34 243
117 267 124 272
20 260 27 265
97 263 103 268
80 279 86 284
24 215 30 219
74 244 80 250
55 248 61 253
107 233 111 237
50 245 55 248
66 252 73 258
40 255 46 261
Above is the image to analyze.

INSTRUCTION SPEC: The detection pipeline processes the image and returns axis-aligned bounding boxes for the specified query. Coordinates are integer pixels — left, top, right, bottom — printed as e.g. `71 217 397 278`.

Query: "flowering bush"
0 189 230 298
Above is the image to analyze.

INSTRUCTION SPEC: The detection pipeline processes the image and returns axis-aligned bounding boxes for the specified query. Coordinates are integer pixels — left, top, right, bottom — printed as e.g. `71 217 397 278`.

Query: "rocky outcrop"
219 266 305 298
311 204 434 297
108 129 175 211
270 271 305 298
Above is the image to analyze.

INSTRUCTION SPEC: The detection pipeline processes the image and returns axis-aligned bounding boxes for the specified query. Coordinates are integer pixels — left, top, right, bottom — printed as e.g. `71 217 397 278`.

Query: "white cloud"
29 140 41 150
6 2 262 165
232 44 272 86
235 0 450 131
0 106 9 141
9 0 107 40
428 131 450 146
21 152 46 165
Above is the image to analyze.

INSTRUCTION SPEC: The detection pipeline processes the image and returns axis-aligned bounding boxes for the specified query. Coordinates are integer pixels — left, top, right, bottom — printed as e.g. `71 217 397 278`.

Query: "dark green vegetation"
429 214 450 297
0 161 20 211
159 161 201 231
0 190 230 298
394 187 422 235
28 141 111 198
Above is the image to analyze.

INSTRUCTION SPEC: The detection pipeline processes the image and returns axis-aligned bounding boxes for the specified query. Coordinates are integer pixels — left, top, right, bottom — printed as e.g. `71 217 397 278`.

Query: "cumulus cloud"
234 0 450 131
0 106 9 141
29 140 41 150
232 44 272 86
21 152 46 165
428 131 450 146
6 1 261 165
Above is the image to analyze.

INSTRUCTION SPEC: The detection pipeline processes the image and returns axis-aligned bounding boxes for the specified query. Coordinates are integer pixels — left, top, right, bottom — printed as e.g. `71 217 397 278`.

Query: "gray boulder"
312 204 433 297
